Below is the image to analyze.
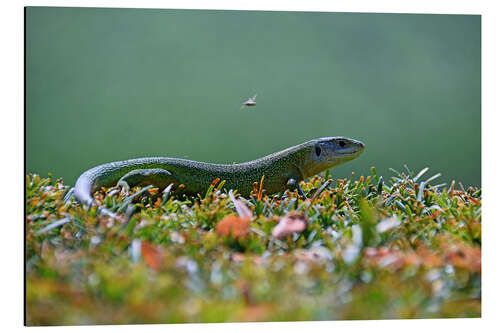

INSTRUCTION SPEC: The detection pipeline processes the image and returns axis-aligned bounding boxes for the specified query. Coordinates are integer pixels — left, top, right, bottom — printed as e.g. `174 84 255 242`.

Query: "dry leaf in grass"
272 214 307 239
363 246 452 271
215 215 251 239
141 241 163 271
229 192 253 218
415 246 444 268
442 241 481 272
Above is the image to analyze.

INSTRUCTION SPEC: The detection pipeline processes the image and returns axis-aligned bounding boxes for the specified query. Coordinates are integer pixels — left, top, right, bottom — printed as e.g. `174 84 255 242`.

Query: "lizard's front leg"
286 177 306 198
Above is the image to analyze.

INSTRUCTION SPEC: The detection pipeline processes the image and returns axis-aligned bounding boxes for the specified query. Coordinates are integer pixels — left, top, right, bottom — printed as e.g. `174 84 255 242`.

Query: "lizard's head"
301 137 365 178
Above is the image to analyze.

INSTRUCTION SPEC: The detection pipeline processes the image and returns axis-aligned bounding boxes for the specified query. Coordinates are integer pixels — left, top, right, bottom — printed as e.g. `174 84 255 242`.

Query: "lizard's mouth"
335 141 365 158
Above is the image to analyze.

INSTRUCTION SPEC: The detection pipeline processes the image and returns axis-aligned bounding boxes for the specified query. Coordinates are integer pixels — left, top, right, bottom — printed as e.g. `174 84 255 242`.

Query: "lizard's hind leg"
117 168 178 194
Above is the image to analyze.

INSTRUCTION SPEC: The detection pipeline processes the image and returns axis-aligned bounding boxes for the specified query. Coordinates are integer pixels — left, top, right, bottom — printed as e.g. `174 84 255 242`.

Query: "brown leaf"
416 246 443 268
215 215 251 239
272 214 307 239
141 241 163 271
442 241 481 272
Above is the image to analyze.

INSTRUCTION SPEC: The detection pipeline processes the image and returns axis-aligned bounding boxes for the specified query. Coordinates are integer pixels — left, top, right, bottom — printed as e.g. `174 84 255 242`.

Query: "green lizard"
74 137 364 207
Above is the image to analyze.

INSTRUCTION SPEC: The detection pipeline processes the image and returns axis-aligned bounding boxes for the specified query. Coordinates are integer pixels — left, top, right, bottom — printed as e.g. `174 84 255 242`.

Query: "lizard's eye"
338 140 346 148
315 146 322 156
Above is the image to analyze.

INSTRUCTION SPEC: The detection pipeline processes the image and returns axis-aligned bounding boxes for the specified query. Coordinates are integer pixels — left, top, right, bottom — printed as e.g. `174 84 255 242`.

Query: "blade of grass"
37 216 72 234
312 179 333 199
118 185 153 212
424 173 442 185
413 167 429 182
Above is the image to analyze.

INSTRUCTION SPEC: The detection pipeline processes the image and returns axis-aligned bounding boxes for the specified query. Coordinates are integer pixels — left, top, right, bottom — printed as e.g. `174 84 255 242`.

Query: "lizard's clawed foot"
117 180 130 196
286 178 306 199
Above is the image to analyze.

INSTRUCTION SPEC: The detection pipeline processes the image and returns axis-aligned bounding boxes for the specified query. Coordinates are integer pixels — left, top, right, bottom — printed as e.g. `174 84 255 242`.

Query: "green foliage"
25 167 481 325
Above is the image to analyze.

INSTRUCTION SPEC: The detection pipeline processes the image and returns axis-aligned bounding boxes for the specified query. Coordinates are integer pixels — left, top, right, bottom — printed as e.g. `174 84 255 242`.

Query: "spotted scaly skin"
74 137 365 205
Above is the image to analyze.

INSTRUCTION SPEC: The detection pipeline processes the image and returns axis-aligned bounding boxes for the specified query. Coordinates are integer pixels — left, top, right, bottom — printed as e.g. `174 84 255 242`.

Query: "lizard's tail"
74 172 118 218
74 173 95 206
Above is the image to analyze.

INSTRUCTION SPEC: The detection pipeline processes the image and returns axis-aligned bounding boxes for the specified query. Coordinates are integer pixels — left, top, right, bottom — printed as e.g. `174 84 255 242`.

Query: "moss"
25 166 481 325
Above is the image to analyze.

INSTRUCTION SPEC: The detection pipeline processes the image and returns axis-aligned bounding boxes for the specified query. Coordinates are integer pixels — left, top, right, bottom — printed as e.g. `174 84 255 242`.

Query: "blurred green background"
26 7 481 187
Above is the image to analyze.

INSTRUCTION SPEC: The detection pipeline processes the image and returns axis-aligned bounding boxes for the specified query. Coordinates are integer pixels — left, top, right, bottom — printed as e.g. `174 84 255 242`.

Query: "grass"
25 166 481 325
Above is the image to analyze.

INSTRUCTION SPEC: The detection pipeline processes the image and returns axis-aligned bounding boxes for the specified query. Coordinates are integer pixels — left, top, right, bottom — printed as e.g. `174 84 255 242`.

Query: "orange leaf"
215 215 251 239
141 241 163 271
147 188 158 195
211 177 220 187
468 197 480 205
258 175 265 201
